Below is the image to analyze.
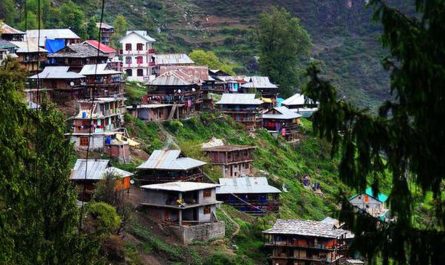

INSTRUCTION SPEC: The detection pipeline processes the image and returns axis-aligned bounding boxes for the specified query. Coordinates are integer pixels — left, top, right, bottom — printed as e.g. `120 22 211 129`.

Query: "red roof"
84 40 116 54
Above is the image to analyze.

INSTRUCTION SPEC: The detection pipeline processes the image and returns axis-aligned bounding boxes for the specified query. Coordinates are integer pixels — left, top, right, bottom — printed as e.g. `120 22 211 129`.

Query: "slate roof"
84 40 116 53
10 41 48 53
216 177 281 194
202 145 255 152
26 29 80 46
137 150 206 171
158 66 209 81
262 106 302 120
241 76 278 89
121 30 156 43
150 69 203 86
154 53 194 65
48 43 108 58
0 23 25 35
263 219 350 238
70 159 133 180
80 64 121 76
29 66 85 79
141 181 219 192
216 93 263 105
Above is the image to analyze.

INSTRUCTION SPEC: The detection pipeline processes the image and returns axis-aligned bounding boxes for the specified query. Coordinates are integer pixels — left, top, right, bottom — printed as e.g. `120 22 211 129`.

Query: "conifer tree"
304 0 445 264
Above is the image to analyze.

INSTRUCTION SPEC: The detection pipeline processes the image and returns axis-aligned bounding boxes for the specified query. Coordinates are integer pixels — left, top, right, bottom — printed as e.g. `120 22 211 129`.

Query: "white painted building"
119 30 156 82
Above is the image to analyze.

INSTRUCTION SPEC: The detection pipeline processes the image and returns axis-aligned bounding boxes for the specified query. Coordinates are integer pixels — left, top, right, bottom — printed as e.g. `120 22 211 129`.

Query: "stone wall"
170 221 225 244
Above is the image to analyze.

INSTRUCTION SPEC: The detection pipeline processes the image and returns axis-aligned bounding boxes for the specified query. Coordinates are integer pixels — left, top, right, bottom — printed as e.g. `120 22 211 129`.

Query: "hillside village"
0 21 392 265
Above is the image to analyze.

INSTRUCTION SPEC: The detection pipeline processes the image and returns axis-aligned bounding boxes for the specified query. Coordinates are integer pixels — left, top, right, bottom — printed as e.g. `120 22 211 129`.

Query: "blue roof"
276 97 284 107
365 187 388 203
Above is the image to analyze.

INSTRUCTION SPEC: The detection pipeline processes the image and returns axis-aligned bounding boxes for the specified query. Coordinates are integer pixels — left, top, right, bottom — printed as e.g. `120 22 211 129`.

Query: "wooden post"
178 192 183 225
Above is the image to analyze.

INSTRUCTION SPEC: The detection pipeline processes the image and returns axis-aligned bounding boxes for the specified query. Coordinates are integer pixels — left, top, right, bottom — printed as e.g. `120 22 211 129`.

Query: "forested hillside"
0 0 408 106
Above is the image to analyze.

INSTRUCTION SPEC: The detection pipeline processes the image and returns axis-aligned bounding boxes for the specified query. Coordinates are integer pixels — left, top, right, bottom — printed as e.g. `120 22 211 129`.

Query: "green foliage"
59 1 86 38
86 202 122 235
125 81 146 105
189 49 236 75
0 58 101 265
86 17 99 40
303 0 445 263
0 1 16 24
112 15 128 48
124 114 164 153
257 6 312 97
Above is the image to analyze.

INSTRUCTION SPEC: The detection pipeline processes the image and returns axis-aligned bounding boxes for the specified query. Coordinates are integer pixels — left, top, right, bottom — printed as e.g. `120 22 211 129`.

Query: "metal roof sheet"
137 150 206 170
262 106 302 120
70 159 110 180
29 66 85 79
9 41 47 53
154 53 194 65
26 29 80 46
216 177 281 194
0 23 25 35
48 43 108 58
103 167 134 178
263 219 350 238
281 93 306 106
121 30 156 43
80 64 121 76
216 93 263 105
141 181 219 192
241 76 277 89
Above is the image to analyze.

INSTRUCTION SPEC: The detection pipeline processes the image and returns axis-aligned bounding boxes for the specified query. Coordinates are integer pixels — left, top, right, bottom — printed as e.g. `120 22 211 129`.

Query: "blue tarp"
45 39 65 53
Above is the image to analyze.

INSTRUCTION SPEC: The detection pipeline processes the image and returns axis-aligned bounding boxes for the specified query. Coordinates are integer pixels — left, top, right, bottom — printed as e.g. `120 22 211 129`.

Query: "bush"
86 202 122 235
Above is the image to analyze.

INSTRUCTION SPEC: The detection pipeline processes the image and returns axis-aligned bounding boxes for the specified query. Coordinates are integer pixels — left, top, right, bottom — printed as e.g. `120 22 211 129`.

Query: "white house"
119 30 156 82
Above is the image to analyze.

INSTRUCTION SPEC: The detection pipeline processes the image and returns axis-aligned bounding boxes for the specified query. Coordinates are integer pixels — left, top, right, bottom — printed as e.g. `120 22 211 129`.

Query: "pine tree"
303 0 445 264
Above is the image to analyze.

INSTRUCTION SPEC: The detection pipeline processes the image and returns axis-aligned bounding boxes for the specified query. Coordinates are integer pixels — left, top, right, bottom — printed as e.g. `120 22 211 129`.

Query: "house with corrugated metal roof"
281 92 319 117
152 53 194 75
9 40 47 74
68 97 126 154
70 159 133 201
216 93 263 131
136 150 207 184
96 22 114 46
47 43 109 72
139 181 225 244
119 30 156 82
202 144 256 178
79 63 124 97
25 28 81 47
263 219 354 265
241 76 278 101
349 187 390 221
262 106 302 141
216 176 281 215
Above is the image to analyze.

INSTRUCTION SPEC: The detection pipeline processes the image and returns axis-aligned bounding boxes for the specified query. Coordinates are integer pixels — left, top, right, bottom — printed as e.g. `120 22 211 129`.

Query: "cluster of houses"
1 22 380 263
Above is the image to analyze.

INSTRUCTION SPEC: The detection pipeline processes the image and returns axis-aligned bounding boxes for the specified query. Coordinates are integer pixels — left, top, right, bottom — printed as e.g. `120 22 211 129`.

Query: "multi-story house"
140 181 225 244
263 219 353 265
152 53 194 76
0 23 25 41
216 176 281 215
202 144 256 178
262 106 302 141
241 76 279 103
47 42 109 72
68 97 126 151
10 41 47 74
119 30 156 82
96 22 114 46
79 63 124 98
215 93 263 131
136 149 206 184
26 29 81 47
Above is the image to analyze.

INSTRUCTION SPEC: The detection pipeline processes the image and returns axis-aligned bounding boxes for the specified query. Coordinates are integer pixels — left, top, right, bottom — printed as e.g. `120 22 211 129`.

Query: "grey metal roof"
103 167 134 178
80 64 122 76
149 70 192 86
48 43 108 58
137 150 206 170
154 53 194 65
10 41 48 53
141 181 219 192
29 66 85 79
263 219 350 238
262 106 302 120
121 30 156 43
281 93 305 106
202 144 256 152
1 23 25 35
96 22 114 30
70 159 110 180
26 29 80 46
216 93 263 105
216 177 281 194
0 39 16 49
241 76 277 89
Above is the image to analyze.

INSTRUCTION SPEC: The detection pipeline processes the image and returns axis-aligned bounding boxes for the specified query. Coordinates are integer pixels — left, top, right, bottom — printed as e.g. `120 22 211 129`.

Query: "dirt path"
156 122 180 149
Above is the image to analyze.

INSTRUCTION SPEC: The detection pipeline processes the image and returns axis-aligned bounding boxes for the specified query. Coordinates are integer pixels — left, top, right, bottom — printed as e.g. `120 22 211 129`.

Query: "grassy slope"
121 113 350 264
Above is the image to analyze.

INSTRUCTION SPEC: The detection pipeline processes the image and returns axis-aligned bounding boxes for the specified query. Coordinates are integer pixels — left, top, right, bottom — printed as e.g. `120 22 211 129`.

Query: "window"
80 137 89 146
137 69 143 76
203 206 211 214
125 69 132 76
203 189 211 197
125 56 132 64
125 43 131 51
136 43 143 51
136 56 143 64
